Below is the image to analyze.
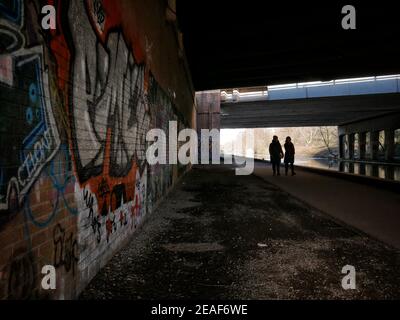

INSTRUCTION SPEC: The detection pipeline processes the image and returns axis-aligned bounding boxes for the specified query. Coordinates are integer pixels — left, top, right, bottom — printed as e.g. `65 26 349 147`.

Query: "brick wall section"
0 0 194 299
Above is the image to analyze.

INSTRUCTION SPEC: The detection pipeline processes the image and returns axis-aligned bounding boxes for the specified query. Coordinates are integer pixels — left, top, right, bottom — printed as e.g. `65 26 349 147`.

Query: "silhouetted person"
284 136 296 176
269 135 283 176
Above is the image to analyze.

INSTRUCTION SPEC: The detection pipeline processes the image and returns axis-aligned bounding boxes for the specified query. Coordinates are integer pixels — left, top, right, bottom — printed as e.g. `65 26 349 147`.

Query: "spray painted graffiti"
0 0 61 216
63 0 174 250
53 224 79 276
7 250 37 300
0 0 190 299
62 1 148 228
0 0 22 54
78 167 147 245
23 145 77 228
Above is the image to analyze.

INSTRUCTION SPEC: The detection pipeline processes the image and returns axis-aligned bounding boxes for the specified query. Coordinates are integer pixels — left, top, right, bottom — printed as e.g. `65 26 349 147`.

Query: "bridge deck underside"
221 93 400 128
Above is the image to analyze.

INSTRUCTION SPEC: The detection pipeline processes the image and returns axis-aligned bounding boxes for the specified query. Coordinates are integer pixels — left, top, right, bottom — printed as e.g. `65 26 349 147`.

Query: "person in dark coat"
269 136 284 176
284 136 296 176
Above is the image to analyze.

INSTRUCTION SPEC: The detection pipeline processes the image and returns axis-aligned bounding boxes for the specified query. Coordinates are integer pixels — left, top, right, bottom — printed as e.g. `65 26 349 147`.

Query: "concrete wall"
0 0 194 299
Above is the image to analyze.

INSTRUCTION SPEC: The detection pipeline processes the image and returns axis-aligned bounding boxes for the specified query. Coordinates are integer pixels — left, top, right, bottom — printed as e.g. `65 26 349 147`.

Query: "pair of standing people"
269 136 296 176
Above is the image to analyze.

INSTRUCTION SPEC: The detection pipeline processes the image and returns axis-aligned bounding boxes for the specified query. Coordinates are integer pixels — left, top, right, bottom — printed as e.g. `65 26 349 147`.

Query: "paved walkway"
80 166 400 300
253 162 400 249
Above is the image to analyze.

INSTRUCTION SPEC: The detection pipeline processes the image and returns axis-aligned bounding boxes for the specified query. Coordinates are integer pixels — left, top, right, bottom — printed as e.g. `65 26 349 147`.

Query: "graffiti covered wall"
0 0 194 299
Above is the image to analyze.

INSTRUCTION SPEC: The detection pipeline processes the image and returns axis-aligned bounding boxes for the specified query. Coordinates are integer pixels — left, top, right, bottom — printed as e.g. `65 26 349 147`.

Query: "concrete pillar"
387 166 395 180
371 131 379 161
195 91 221 132
195 91 221 162
340 135 350 159
385 129 395 161
348 162 355 174
359 163 366 175
348 134 355 159
339 135 344 159
372 164 379 177
359 132 366 160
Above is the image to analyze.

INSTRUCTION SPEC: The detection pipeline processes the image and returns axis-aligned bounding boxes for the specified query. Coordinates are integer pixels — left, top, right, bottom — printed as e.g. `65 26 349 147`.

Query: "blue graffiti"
29 83 38 103
24 81 41 129
21 59 46 148
26 107 33 125
0 51 60 213
0 0 22 25
24 145 78 228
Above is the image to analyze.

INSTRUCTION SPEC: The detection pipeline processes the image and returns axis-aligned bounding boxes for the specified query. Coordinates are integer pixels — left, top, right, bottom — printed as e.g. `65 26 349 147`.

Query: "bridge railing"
267 75 400 100
222 75 400 103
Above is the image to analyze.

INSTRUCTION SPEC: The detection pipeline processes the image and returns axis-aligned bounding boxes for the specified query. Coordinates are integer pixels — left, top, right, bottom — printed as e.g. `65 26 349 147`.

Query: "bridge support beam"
359 132 367 160
371 131 380 161
385 129 395 161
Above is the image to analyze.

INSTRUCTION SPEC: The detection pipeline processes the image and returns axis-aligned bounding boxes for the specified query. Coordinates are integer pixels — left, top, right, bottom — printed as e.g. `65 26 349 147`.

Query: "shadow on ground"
80 165 400 300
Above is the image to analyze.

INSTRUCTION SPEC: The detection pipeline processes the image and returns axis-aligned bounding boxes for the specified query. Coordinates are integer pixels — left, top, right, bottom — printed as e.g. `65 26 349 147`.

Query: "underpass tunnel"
194 80 400 251
195 80 400 182
1 0 400 302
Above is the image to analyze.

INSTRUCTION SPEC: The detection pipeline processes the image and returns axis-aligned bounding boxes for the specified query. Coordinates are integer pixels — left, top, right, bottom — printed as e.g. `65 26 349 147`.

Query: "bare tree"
319 127 338 157
296 127 318 146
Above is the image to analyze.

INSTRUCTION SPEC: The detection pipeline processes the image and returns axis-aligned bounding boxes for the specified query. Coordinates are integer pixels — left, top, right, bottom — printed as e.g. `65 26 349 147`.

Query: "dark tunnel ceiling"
176 1 400 91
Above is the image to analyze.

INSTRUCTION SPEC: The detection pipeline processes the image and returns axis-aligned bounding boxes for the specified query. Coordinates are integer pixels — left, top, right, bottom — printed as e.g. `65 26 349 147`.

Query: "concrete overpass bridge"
220 76 400 128
197 76 400 169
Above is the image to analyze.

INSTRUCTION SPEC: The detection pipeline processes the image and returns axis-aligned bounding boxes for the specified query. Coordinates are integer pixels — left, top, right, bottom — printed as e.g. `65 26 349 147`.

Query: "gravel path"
80 165 400 300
